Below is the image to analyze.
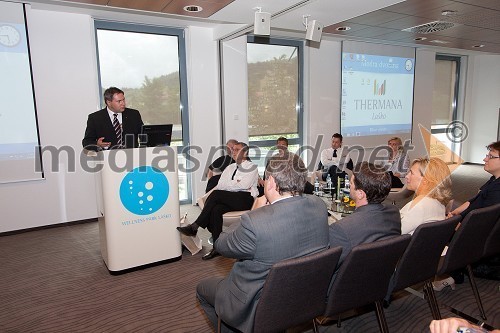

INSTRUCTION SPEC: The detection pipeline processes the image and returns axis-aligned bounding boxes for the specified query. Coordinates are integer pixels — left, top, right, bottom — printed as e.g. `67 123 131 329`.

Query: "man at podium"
82 87 143 151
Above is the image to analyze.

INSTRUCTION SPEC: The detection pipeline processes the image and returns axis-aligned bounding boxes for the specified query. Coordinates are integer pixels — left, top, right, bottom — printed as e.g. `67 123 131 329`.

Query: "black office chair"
435 203 500 320
483 214 500 258
385 184 414 205
384 215 462 320
321 235 411 333
217 247 343 333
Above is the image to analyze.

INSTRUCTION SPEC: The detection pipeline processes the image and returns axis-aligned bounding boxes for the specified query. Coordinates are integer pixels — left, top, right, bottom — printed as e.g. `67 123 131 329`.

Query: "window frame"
431 54 464 160
246 36 304 149
94 20 191 203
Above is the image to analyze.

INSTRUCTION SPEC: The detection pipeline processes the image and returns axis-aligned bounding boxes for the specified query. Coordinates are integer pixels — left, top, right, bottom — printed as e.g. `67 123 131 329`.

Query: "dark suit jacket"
461 176 500 217
329 203 401 265
214 195 330 333
82 108 143 151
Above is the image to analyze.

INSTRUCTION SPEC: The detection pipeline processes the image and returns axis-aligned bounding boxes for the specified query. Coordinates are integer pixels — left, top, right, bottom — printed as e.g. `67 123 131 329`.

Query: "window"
431 55 462 162
246 36 303 171
95 21 190 202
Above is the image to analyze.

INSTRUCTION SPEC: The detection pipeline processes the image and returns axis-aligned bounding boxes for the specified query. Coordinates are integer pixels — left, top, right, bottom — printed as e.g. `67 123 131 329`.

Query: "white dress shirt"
216 159 259 198
320 146 351 169
107 107 122 124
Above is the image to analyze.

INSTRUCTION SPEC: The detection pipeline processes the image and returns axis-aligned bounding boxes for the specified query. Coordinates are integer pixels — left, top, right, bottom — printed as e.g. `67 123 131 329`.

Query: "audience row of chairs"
217 203 500 333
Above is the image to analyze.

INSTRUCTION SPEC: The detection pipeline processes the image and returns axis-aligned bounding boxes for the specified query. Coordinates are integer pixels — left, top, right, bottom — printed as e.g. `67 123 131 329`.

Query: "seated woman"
448 140 500 218
385 137 410 188
400 157 452 235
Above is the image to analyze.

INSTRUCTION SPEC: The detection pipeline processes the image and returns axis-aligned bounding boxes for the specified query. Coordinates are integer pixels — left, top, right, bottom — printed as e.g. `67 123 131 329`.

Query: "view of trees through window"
247 42 300 141
246 39 302 173
95 24 189 202
96 29 183 144
122 73 181 133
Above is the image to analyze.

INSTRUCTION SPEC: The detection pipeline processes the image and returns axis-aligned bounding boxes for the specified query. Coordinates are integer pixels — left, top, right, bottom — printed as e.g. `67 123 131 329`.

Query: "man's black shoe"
177 225 197 237
202 249 220 260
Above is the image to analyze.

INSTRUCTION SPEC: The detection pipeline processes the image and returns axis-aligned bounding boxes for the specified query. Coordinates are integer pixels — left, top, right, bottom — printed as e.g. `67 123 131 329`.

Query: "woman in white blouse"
400 157 452 235
386 137 410 188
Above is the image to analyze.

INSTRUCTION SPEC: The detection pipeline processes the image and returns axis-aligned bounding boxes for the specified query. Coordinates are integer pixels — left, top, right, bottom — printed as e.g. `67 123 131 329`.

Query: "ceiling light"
472 44 485 48
414 37 427 41
183 5 202 12
336 26 351 31
441 10 458 16
430 40 449 44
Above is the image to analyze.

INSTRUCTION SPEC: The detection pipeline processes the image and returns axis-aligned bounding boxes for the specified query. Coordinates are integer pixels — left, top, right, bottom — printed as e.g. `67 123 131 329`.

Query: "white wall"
463 54 500 163
0 5 497 233
185 26 221 200
307 40 342 168
0 8 100 233
0 7 220 232
221 36 249 142
411 49 436 160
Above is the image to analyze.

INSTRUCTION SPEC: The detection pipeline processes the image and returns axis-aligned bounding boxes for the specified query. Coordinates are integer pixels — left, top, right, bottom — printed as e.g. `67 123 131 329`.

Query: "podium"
95 147 182 272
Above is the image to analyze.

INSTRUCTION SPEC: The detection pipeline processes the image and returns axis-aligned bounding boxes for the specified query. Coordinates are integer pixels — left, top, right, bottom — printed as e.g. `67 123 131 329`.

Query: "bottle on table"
314 176 320 194
326 174 332 195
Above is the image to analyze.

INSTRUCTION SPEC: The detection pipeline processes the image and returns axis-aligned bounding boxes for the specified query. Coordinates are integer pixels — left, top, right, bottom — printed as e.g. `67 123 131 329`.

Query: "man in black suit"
82 87 143 151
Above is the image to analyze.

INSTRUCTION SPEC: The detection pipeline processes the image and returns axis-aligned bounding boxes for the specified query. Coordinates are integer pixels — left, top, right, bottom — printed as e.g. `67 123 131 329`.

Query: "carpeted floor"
0 164 498 332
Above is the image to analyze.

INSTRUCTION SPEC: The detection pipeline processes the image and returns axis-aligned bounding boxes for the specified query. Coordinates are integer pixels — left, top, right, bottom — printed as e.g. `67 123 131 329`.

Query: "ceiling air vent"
402 21 457 34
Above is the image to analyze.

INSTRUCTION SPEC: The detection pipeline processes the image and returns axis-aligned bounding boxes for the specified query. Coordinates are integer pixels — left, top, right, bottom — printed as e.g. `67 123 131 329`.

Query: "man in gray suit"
196 152 330 333
329 161 401 266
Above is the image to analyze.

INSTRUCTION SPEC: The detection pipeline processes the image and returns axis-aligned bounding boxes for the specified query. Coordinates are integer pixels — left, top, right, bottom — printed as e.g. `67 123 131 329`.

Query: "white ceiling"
19 0 500 53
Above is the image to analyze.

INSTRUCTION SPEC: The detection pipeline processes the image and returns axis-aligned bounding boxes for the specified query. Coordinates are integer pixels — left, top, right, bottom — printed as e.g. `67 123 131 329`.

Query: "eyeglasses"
485 154 500 159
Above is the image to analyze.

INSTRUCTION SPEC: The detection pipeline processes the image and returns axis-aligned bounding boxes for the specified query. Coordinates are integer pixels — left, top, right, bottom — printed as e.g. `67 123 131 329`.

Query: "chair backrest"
483 211 500 258
385 184 414 205
483 215 500 257
324 235 411 317
253 246 343 333
437 204 500 275
389 215 462 294
222 210 249 227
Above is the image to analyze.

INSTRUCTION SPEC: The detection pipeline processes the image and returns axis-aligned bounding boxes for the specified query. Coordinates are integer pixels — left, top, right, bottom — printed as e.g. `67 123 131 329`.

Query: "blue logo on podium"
119 166 169 215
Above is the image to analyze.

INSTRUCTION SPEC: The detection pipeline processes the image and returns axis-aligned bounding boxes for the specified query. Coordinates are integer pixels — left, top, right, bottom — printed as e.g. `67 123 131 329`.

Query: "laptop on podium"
140 124 173 147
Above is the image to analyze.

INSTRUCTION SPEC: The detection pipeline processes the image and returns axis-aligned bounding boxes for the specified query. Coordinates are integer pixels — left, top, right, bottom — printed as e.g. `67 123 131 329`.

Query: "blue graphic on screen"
120 166 169 215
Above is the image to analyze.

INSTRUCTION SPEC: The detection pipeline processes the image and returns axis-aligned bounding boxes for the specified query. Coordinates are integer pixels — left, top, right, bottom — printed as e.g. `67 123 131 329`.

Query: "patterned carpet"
0 164 498 332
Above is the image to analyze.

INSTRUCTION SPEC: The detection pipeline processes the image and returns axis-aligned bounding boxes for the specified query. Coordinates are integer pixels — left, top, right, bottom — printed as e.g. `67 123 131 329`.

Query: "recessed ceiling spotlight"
183 5 203 12
472 44 485 48
336 26 351 31
441 10 458 16
414 37 427 41
430 39 449 44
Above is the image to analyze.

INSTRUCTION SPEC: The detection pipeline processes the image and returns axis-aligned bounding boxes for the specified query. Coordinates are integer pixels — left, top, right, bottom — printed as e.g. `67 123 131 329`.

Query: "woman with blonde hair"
400 157 452 235
386 137 410 188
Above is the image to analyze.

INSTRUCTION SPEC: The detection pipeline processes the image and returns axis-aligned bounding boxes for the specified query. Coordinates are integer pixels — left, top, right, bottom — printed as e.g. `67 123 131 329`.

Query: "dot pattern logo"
119 166 169 215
